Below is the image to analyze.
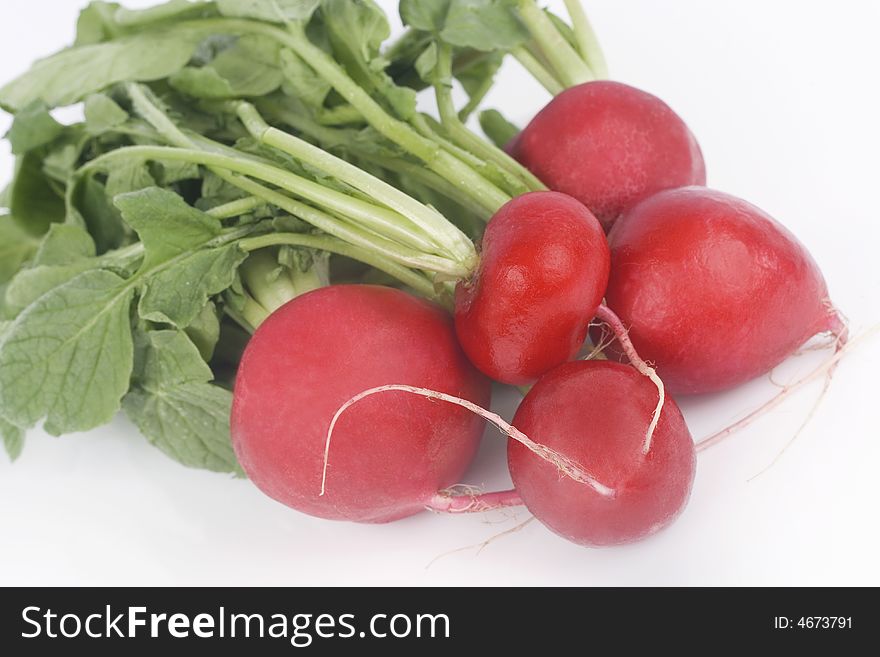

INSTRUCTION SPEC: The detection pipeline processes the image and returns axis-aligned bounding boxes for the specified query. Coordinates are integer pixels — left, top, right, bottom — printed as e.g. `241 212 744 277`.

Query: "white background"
1 1 878 586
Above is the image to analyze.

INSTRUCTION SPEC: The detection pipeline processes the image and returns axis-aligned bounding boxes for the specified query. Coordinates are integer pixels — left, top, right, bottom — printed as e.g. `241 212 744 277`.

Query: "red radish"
454 191 610 385
508 360 696 547
230 285 492 523
601 186 846 395
511 81 706 231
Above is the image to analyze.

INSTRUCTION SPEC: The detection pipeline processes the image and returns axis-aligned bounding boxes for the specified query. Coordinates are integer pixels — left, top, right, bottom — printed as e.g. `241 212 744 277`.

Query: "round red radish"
231 285 491 523
454 191 609 385
511 81 706 231
602 186 843 395
508 360 696 547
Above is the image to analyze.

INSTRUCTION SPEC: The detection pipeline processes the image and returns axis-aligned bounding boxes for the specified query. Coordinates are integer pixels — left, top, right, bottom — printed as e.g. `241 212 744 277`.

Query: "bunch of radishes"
232 79 845 548
0 0 845 549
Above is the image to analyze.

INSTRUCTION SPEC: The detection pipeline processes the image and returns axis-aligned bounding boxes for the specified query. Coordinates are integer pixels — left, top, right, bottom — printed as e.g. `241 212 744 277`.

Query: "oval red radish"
511 81 706 231
602 186 844 395
231 285 491 523
454 191 610 385
508 360 696 547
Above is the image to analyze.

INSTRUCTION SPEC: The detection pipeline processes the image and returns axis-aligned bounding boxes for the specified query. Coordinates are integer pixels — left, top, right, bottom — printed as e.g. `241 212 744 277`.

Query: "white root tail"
319 384 615 498
594 304 666 454
696 318 867 454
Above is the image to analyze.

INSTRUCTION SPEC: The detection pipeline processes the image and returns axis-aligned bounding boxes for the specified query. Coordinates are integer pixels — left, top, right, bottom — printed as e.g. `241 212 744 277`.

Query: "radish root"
696 314 867 454
426 487 524 513
320 384 615 498
595 304 666 453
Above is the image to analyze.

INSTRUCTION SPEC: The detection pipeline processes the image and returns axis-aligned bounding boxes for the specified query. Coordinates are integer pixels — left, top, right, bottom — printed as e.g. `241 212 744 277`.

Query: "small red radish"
602 186 846 395
509 360 696 547
511 81 706 231
454 191 610 385
230 285 492 523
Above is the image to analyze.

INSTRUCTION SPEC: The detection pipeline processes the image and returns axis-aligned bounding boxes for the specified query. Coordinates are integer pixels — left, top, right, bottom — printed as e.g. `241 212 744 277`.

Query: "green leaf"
414 43 439 84
154 159 202 186
114 0 219 27
123 329 240 473
0 269 135 434
6 101 64 155
76 176 129 253
74 2 122 46
0 417 25 462
0 28 204 112
34 223 97 266
216 0 321 22
171 36 283 99
0 215 39 283
5 262 100 316
185 301 221 362
7 150 66 235
400 0 528 51
169 67 235 99
321 0 417 119
84 93 129 134
116 187 248 327
114 187 222 269
279 49 331 109
138 244 247 327
105 159 157 199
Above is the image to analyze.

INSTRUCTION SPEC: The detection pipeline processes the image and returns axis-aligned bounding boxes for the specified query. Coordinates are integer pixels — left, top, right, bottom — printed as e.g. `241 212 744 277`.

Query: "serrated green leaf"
0 270 135 434
216 0 321 23
138 244 247 327
0 29 204 112
114 187 221 269
6 101 64 155
0 417 25 462
123 329 240 473
84 93 129 134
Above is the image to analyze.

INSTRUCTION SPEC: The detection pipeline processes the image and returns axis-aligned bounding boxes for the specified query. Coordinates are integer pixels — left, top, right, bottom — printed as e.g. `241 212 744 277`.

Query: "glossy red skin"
454 191 610 385
603 186 837 395
231 285 491 524
509 361 696 547
512 81 706 231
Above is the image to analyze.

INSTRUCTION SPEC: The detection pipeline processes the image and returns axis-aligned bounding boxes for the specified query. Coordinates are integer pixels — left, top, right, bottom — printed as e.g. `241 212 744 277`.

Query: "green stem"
239 233 440 301
434 44 545 193
177 17 512 215
82 146 472 277
241 294 270 330
479 110 521 150
512 46 565 95
277 21 511 215
563 0 608 78
206 195 265 219
260 101 493 220
235 102 475 264
316 104 364 126
517 0 594 87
